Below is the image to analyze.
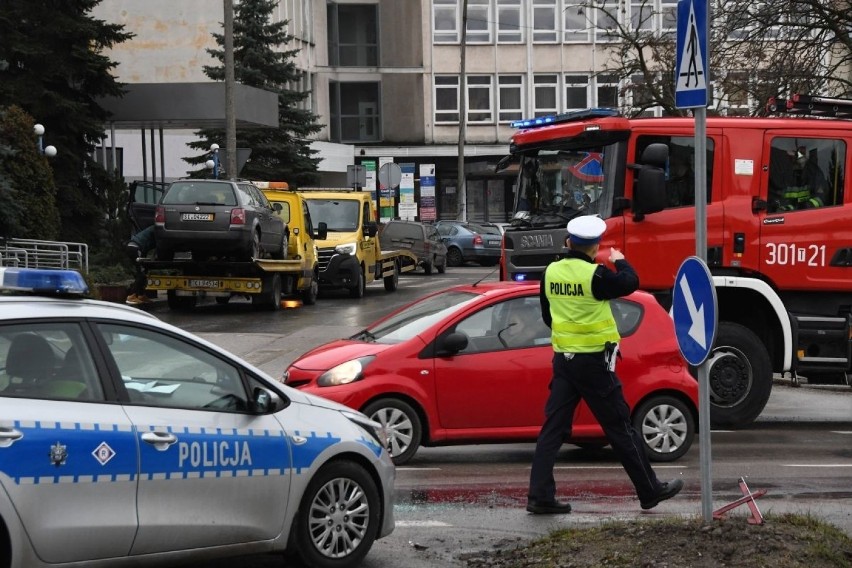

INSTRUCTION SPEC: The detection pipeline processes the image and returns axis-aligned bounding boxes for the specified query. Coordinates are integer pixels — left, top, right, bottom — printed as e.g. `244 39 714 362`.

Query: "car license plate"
181 213 214 221
488 239 501 246
188 279 220 288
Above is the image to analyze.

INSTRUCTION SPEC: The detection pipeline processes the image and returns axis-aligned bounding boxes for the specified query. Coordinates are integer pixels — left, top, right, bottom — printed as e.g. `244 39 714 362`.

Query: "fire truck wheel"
704 322 772 428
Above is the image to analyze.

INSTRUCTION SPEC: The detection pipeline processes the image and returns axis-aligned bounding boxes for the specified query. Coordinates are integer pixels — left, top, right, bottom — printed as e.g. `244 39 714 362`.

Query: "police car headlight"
342 410 389 450
335 242 357 255
317 356 375 387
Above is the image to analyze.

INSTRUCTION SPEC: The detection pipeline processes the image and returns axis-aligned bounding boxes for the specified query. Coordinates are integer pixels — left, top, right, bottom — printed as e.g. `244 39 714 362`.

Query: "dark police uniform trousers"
528 349 661 504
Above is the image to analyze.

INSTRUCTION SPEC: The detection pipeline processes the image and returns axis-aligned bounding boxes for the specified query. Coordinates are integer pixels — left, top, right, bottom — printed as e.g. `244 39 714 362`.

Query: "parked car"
0 267 394 568
154 179 288 262
284 281 698 465
434 220 502 266
380 220 447 275
484 221 511 235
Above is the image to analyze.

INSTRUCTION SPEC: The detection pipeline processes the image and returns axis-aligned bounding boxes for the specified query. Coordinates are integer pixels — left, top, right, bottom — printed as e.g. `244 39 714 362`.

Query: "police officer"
527 215 683 514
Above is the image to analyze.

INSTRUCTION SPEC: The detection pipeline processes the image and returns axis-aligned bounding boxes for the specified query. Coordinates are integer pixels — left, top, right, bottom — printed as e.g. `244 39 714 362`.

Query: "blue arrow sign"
675 0 708 109
672 256 717 366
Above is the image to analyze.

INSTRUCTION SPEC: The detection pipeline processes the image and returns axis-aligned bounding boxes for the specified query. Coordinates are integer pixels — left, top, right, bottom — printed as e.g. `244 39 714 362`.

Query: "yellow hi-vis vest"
544 258 620 353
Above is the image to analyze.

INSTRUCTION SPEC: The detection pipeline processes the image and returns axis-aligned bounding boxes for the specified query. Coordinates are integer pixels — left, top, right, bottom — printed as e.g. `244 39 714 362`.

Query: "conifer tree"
0 0 132 244
186 0 322 186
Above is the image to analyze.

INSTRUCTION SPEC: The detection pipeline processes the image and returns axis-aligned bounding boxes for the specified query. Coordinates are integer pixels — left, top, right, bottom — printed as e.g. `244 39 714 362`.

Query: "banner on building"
419 163 437 221
363 160 377 217
378 157 395 221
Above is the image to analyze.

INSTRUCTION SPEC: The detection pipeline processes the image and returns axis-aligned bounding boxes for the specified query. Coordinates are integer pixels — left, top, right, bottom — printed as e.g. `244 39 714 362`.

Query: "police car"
0 268 394 568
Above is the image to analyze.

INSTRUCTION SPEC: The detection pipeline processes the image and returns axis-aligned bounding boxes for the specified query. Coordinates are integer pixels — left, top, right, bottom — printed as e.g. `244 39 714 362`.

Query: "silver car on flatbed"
0 267 394 568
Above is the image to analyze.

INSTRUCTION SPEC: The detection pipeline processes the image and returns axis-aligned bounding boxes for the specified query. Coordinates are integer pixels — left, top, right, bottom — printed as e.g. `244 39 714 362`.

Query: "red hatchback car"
284 282 698 465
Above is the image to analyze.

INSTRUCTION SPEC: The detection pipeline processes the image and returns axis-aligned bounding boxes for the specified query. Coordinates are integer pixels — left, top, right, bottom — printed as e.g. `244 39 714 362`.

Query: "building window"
631 0 654 31
498 75 524 122
720 71 751 116
660 0 677 37
434 0 460 43
327 4 378 66
534 74 559 117
467 75 494 123
564 74 589 111
466 0 493 43
563 3 590 42
497 0 523 43
595 4 619 42
596 74 619 107
628 73 662 116
329 82 381 143
435 75 460 124
533 0 558 43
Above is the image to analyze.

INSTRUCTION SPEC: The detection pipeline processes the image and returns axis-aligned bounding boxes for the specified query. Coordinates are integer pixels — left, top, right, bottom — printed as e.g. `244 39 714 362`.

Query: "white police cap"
567 215 606 245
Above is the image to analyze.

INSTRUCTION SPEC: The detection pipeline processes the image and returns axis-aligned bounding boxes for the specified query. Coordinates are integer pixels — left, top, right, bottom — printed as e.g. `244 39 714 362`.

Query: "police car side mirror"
436 331 469 356
250 387 282 414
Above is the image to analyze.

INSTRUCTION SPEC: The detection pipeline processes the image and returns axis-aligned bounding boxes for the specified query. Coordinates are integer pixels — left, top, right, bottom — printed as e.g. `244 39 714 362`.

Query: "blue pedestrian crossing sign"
672 256 717 366
675 0 708 109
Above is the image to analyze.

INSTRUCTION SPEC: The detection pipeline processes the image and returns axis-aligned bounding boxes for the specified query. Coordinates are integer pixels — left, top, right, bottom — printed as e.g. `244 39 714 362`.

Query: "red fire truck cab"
500 97 852 427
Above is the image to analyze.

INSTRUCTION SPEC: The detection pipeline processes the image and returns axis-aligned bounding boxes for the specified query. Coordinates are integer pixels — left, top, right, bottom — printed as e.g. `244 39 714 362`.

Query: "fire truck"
500 95 852 427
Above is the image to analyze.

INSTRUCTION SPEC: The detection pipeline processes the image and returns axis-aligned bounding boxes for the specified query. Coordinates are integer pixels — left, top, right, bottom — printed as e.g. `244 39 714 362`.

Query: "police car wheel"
363 398 421 465
632 395 694 462
294 461 381 568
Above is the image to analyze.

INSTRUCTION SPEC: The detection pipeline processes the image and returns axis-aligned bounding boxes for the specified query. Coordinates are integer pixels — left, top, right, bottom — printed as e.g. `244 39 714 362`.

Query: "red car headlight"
317 356 376 387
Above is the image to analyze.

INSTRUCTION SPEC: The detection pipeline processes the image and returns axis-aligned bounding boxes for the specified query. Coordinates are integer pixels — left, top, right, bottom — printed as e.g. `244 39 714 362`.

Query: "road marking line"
396 520 453 527
552 465 686 470
832 431 852 435
783 464 852 468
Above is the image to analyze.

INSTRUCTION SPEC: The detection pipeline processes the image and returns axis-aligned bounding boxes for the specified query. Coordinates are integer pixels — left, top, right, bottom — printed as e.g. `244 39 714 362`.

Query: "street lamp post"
205 143 220 179
33 124 57 157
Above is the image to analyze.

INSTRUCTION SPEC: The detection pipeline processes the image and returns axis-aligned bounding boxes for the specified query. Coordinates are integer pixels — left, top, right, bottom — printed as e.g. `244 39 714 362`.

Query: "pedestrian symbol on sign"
674 0 708 109
676 1 706 92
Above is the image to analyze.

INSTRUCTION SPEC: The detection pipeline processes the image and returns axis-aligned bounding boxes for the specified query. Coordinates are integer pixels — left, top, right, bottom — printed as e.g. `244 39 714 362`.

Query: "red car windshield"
360 291 480 343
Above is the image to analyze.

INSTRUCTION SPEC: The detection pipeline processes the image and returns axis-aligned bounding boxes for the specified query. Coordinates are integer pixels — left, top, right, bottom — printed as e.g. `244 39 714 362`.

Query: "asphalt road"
142 266 852 567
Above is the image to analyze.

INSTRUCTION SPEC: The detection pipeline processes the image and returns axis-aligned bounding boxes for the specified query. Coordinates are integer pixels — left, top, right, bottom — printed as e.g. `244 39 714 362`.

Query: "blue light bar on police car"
510 108 620 130
0 267 89 295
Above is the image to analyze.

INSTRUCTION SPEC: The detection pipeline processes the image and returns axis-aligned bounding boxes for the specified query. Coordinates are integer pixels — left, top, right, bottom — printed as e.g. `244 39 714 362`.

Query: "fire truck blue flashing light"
510 108 619 130
0 267 90 296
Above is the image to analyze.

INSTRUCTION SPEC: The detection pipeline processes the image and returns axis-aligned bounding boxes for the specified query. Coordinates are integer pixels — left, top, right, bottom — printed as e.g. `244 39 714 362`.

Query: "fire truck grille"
509 253 562 268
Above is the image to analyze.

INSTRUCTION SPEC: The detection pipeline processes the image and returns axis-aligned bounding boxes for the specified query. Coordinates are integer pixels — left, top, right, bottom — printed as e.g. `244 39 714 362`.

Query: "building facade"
95 0 685 222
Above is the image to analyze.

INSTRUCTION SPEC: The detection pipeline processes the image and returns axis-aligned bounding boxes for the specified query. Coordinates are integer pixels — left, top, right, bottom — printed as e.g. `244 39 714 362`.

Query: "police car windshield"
357 291 480 344
514 146 615 228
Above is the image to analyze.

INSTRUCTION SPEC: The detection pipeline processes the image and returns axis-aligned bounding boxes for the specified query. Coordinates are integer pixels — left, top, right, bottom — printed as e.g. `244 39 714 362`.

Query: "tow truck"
298 188 419 297
499 96 852 427
128 180 327 311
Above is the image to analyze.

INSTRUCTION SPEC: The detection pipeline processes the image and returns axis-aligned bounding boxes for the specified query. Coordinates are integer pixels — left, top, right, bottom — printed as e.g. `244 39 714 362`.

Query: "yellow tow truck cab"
297 189 418 297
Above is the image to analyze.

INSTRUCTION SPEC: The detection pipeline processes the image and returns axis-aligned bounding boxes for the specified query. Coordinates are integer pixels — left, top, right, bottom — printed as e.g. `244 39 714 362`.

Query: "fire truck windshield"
513 146 614 228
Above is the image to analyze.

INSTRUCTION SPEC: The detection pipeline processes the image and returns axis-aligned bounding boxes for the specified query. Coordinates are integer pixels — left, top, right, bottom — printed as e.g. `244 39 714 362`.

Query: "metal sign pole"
694 105 712 522
676 0 712 523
